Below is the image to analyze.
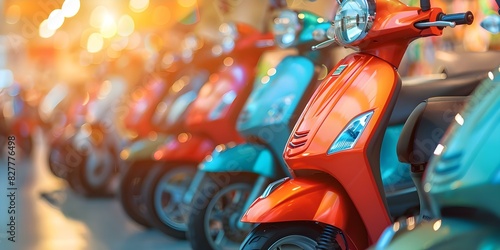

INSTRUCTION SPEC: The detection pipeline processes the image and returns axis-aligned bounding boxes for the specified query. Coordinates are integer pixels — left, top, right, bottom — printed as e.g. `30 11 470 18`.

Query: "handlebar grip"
439 11 474 25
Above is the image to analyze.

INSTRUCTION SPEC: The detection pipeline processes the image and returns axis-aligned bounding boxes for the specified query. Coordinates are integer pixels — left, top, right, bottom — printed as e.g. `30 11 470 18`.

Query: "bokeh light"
87 33 104 53
62 0 81 18
90 6 109 29
129 0 149 13
47 9 65 30
100 14 117 38
117 15 135 37
39 20 56 38
6 5 21 25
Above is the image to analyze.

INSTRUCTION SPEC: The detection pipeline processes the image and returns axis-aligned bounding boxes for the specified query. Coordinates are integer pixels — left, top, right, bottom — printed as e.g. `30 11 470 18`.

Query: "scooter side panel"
285 53 400 242
153 133 215 163
237 55 315 155
199 143 279 178
241 177 369 250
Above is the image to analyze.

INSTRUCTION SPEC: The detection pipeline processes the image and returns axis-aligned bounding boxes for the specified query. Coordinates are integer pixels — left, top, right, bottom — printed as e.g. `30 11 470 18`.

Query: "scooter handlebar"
438 11 474 25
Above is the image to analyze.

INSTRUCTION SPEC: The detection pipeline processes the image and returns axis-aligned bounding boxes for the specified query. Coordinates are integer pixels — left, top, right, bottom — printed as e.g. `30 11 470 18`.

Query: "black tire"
48 143 72 178
142 162 196 239
66 146 116 197
118 161 154 228
187 173 256 250
240 222 340 250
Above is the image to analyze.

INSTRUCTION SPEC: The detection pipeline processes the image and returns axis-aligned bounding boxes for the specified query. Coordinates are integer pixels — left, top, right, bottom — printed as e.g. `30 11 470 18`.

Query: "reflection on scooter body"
240 0 483 249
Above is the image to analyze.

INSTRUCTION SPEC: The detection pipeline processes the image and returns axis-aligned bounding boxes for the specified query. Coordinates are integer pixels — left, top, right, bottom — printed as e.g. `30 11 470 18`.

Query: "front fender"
153 133 214 163
200 143 280 178
120 134 172 162
241 176 368 249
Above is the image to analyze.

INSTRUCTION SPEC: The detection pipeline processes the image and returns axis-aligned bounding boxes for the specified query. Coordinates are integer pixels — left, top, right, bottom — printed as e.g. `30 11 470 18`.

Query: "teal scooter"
184 8 332 250
374 12 500 250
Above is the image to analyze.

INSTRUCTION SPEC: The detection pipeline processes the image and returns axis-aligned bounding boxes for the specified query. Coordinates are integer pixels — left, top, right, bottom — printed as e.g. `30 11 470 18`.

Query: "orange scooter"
240 0 477 249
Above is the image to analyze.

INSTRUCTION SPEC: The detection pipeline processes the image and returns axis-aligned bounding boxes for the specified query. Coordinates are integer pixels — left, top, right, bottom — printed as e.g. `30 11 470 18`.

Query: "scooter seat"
389 73 483 125
397 96 468 166
390 50 500 125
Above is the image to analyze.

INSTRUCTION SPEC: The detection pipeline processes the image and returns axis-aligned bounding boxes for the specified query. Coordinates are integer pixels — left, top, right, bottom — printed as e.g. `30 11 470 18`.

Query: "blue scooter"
374 11 500 250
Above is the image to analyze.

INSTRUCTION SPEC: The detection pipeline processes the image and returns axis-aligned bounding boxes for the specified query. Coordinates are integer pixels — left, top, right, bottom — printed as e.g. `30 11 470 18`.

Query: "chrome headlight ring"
333 0 375 46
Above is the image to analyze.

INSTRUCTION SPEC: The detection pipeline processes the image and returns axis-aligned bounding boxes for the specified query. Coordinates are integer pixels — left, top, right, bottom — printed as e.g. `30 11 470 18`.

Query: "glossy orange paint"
353 1 443 67
241 177 368 250
260 53 399 244
243 0 453 247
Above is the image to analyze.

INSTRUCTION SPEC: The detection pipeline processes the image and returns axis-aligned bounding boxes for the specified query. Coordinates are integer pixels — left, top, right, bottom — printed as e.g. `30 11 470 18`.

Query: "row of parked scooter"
5 0 499 249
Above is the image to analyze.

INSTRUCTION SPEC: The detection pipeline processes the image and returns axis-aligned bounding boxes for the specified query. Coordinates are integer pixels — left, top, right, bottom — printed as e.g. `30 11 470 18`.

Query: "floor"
0 130 191 250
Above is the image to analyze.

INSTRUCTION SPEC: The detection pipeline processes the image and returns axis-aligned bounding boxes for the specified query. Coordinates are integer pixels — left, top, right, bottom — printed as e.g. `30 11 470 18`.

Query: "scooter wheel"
240 222 340 250
187 173 256 250
118 161 153 228
66 148 116 197
141 163 196 239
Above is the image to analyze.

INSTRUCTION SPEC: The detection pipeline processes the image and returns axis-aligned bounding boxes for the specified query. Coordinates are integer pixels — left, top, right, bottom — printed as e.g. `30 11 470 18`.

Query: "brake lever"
415 21 456 28
312 39 336 51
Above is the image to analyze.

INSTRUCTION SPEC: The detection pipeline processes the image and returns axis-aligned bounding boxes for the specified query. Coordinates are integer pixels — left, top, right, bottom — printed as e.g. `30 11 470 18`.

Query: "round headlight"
219 23 238 53
333 0 375 46
273 10 302 48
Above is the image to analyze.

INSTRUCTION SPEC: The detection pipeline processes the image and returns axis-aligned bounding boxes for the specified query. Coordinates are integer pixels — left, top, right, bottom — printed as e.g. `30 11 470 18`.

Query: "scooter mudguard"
120 134 172 163
200 143 279 178
153 133 215 163
241 177 369 249
375 218 500 250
